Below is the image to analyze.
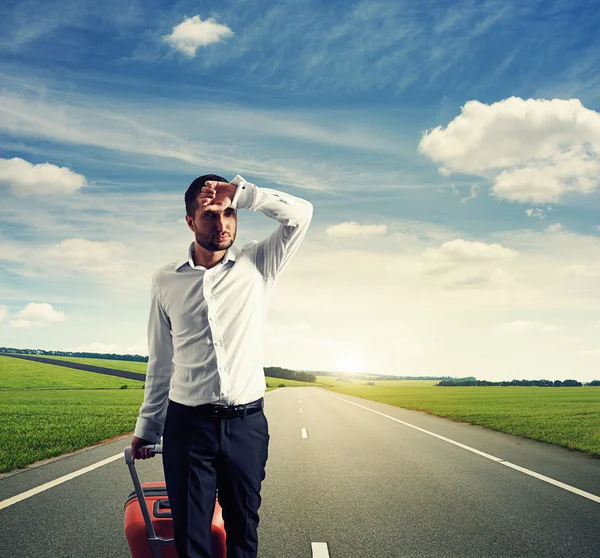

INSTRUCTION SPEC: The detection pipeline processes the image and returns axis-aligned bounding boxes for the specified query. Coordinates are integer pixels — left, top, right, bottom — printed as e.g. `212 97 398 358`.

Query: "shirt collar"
176 242 239 271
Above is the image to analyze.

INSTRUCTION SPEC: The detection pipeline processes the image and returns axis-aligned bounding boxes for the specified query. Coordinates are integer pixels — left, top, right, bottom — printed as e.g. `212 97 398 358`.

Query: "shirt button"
214 341 221 347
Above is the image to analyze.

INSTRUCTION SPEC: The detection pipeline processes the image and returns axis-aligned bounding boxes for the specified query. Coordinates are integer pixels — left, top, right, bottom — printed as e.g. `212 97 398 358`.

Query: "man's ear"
185 214 195 231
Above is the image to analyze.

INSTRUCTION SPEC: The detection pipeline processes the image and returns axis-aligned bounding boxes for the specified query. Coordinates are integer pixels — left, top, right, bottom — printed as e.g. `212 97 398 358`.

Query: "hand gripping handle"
124 444 172 558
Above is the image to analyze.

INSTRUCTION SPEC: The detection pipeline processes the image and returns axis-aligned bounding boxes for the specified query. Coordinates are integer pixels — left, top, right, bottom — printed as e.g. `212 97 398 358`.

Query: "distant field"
0 356 144 390
267 376 334 388
327 383 600 456
29 356 338 386
36 355 149 374
316 377 437 388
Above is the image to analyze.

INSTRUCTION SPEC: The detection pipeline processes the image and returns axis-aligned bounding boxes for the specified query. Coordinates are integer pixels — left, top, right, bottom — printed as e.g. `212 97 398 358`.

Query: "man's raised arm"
229 175 313 280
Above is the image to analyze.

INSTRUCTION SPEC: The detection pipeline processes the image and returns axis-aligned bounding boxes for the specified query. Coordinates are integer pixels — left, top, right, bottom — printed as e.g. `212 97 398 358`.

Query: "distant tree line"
264 366 316 383
297 370 455 381
0 347 148 362
437 378 600 387
368 375 454 381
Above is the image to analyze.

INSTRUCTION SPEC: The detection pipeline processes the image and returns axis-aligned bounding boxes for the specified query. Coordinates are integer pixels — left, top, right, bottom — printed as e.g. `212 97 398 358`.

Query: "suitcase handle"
124 444 174 558
154 499 172 518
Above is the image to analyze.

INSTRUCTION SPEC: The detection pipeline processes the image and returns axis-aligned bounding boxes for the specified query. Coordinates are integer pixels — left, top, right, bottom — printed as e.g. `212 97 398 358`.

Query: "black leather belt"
197 398 264 419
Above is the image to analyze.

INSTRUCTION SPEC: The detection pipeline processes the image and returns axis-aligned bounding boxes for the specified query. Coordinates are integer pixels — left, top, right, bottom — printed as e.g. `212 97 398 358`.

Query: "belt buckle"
211 404 228 418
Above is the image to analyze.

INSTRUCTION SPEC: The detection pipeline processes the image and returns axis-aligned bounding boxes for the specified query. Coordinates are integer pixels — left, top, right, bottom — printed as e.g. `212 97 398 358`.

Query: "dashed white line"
0 452 123 511
311 542 330 557
301 428 309 439
323 391 600 505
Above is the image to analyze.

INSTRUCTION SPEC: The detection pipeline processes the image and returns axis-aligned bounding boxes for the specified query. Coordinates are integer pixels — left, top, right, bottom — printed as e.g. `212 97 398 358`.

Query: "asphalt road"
1 387 600 557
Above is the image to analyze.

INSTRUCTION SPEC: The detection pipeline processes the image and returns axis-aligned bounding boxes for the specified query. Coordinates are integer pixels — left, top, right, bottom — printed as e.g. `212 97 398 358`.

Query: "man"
131 173 313 558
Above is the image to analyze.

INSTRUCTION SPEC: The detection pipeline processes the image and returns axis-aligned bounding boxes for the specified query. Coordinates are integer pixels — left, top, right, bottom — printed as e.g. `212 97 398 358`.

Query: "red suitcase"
124 445 227 558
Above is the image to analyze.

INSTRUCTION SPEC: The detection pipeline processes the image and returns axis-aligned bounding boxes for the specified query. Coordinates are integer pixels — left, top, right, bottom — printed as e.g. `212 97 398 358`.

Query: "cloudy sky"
1 0 600 382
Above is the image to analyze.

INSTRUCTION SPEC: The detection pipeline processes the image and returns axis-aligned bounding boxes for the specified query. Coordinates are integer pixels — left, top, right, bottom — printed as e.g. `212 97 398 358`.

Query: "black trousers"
162 399 270 558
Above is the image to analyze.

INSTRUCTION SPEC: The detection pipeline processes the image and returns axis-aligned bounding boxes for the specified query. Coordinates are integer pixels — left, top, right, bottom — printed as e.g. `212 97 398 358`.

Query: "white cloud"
163 16 234 57
325 222 388 238
9 303 66 329
419 97 600 203
563 264 600 278
425 239 517 263
499 320 561 333
419 239 518 289
546 223 563 232
44 238 128 271
0 157 87 196
385 238 519 291
446 184 480 203
526 208 547 219
460 184 481 204
0 306 7 322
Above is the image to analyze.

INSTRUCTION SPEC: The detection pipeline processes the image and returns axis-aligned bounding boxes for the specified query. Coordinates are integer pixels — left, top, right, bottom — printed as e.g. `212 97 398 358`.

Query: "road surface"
1 387 600 557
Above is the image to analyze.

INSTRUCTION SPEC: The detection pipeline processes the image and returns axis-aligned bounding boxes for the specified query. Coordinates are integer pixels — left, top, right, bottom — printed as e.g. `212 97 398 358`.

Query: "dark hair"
185 174 229 217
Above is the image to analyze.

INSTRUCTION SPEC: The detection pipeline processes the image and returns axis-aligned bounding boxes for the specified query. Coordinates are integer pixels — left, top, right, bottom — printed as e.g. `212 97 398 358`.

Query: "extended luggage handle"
124 444 174 558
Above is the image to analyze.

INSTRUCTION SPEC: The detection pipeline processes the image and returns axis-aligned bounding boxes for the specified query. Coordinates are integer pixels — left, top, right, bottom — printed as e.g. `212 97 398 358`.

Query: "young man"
131 173 313 558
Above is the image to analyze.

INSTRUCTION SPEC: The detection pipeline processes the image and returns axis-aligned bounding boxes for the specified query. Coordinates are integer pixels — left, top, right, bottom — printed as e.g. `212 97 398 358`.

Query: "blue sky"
2 0 600 381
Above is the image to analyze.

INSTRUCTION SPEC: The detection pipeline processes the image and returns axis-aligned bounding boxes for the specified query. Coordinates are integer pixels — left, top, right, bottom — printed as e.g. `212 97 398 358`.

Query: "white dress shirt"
133 175 313 443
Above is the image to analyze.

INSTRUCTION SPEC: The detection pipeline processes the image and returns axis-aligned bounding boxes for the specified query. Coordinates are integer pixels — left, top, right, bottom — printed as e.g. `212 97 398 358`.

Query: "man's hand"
131 436 156 461
199 181 237 212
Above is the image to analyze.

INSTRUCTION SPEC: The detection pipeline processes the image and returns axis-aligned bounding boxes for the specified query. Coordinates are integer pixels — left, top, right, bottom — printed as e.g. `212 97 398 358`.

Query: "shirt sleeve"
230 175 313 280
133 277 174 444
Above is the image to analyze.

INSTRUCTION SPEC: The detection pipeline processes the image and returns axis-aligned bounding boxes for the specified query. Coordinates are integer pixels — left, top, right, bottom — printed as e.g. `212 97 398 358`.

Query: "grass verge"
326 383 600 456
0 389 144 472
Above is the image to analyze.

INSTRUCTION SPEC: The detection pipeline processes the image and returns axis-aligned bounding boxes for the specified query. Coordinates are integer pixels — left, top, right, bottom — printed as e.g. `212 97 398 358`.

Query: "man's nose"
214 215 225 231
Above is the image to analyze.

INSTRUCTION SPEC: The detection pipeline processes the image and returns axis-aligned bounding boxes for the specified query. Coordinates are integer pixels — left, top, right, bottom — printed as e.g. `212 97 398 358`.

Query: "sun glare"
336 350 367 374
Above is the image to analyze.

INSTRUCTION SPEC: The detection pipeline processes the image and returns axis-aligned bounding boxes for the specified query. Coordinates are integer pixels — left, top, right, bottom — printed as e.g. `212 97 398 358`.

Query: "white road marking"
323 391 600 505
0 452 123 510
302 428 309 439
311 542 330 557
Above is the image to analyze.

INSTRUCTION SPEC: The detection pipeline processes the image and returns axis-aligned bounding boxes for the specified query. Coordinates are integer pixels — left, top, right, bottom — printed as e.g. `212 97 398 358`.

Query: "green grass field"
0 389 145 472
0 356 145 390
327 382 600 456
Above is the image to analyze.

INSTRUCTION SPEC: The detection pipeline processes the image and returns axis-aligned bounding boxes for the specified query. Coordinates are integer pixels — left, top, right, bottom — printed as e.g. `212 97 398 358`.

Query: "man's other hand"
131 436 156 461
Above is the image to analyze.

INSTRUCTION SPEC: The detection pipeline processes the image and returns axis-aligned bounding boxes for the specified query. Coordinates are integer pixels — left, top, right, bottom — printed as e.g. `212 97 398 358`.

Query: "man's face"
187 200 237 252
